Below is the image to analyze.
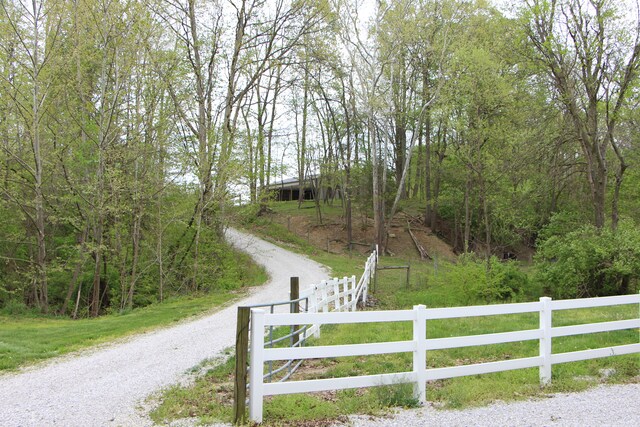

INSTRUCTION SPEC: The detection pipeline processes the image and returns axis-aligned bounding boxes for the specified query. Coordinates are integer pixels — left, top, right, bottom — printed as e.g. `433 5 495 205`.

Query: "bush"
0 299 32 316
432 254 527 305
534 218 640 298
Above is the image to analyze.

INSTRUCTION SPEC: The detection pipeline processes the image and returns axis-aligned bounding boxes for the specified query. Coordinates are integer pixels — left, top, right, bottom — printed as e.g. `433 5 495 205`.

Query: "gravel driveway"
0 228 329 427
342 383 640 427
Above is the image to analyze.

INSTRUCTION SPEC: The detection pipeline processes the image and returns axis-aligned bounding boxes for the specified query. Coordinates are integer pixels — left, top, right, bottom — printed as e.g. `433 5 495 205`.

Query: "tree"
523 0 640 229
0 0 63 312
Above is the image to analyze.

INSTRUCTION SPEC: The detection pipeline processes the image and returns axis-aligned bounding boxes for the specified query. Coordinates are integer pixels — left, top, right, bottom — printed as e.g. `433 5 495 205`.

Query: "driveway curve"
0 228 329 427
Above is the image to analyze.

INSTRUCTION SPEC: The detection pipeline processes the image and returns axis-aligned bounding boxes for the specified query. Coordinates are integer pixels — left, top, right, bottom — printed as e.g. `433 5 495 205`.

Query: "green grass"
264 199 345 220
150 354 238 424
151 202 639 425
0 247 268 372
0 292 242 371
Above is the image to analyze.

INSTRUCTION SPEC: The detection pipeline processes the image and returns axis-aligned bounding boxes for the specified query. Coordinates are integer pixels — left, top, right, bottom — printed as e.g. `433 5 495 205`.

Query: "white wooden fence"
248 292 640 423
298 249 377 337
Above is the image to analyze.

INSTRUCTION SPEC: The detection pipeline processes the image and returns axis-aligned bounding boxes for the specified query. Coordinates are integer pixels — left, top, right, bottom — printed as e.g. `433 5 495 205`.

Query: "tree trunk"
424 113 432 226
126 207 142 309
298 66 309 205
370 116 385 252
90 239 102 317
609 127 628 231
412 128 422 199
463 177 471 254
431 120 446 232
31 6 48 313
60 228 88 315
265 64 281 189
423 70 432 225
480 178 491 258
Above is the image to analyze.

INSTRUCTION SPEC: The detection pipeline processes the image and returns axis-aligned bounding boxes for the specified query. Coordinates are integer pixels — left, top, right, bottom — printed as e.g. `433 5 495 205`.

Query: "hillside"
253 201 457 262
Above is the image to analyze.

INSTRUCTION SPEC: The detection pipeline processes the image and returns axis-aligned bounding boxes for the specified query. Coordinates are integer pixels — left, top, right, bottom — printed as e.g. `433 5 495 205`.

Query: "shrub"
0 298 32 316
432 254 526 305
534 218 640 298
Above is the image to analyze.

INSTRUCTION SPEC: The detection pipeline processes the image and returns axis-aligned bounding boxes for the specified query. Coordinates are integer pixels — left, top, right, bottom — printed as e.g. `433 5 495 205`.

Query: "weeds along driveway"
0 228 329 427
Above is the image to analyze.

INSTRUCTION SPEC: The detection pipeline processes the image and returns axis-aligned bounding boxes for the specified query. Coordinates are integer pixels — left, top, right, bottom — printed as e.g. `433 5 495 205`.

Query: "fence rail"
233 248 378 423
248 292 640 423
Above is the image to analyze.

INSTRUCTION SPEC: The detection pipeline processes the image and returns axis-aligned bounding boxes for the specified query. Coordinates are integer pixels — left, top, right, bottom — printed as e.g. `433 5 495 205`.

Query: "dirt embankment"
269 207 457 262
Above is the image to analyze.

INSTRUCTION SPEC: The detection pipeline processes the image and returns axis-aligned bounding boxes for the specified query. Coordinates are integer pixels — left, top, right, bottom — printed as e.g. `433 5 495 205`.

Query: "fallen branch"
408 221 431 260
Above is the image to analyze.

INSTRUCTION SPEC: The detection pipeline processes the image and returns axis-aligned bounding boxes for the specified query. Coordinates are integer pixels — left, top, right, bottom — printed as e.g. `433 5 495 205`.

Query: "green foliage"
0 299 34 316
372 383 420 408
534 218 640 298
423 254 527 305
536 210 590 242
232 202 266 226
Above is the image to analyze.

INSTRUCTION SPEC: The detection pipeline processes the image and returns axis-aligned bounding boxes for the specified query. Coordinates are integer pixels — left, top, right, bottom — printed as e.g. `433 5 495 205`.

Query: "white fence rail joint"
248 292 640 423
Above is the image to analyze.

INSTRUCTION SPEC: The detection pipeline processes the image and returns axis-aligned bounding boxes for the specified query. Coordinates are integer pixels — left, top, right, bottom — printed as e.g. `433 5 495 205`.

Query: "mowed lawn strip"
0 292 241 371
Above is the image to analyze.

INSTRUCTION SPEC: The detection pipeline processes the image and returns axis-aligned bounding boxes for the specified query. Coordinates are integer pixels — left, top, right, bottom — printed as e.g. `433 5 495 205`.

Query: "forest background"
1 0 640 318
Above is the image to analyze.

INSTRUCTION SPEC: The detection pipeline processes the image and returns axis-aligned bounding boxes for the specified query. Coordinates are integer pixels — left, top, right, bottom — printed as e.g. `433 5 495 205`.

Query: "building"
267 176 316 201
266 174 339 202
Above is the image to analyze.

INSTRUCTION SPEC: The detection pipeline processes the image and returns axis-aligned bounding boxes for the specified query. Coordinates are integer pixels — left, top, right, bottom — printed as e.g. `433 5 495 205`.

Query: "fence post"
320 280 329 313
362 250 375 304
249 309 265 423
341 276 349 311
373 265 378 294
413 304 427 404
333 280 340 311
406 263 411 288
350 275 357 311
290 277 300 346
312 285 321 338
233 306 250 424
539 297 552 386
364 267 369 304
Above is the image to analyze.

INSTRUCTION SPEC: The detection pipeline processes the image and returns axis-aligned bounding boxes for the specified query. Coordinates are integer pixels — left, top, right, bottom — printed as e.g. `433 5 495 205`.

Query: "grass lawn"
0 292 243 371
0 245 268 372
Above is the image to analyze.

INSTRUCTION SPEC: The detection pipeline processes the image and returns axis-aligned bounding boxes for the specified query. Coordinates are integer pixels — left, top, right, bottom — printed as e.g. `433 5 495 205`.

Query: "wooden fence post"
406 263 411 288
539 297 552 386
249 309 265 423
290 277 300 346
413 304 427 404
233 306 250 424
